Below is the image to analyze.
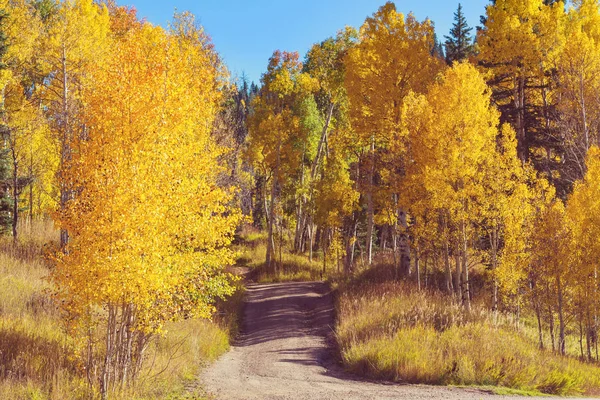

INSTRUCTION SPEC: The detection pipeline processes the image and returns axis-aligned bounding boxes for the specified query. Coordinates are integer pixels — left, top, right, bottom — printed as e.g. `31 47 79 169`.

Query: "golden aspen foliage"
345 2 443 148
39 0 111 245
402 62 528 305
557 1 600 181
50 13 241 394
404 63 499 229
530 200 572 354
246 50 318 269
568 146 600 277
344 2 444 265
301 29 358 267
566 146 600 357
0 0 57 226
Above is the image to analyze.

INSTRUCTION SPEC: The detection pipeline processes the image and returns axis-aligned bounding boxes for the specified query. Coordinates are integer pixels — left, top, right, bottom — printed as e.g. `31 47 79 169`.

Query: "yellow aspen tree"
51 13 241 396
530 200 572 355
493 165 557 348
567 146 600 359
41 0 110 247
345 2 444 265
0 0 57 235
313 149 359 274
402 63 505 309
246 51 317 272
558 0 600 184
297 28 356 259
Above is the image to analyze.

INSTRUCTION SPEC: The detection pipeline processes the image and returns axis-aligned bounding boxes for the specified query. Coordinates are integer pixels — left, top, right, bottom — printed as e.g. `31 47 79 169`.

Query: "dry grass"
336 276 600 396
234 225 341 283
0 218 241 399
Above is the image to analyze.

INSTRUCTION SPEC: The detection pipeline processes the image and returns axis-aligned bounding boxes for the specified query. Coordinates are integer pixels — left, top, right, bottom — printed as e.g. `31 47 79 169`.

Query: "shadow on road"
235 282 334 347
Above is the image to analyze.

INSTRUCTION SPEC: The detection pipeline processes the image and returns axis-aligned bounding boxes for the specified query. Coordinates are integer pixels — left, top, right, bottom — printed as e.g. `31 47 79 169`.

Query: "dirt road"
200 281 564 400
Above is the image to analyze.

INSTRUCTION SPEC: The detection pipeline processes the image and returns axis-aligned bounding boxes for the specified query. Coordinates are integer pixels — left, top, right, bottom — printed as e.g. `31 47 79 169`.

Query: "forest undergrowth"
335 268 600 396
0 219 242 400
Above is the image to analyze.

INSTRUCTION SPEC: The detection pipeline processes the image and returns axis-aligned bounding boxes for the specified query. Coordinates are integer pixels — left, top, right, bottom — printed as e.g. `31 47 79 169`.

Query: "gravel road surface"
200 281 569 400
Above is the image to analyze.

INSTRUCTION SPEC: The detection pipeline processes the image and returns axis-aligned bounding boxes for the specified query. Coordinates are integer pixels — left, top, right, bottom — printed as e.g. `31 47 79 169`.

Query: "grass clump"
336 279 600 396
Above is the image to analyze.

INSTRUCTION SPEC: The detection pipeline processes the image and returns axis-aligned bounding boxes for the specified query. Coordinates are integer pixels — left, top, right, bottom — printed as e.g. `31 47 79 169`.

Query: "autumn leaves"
244 0 600 361
45 3 240 397
6 0 600 396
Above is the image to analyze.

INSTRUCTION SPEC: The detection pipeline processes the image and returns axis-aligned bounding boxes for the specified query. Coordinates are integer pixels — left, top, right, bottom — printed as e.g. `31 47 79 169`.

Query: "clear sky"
124 1 490 85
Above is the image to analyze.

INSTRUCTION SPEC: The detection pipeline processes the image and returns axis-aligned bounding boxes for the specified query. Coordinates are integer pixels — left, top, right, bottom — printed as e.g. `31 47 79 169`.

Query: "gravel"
199 281 570 400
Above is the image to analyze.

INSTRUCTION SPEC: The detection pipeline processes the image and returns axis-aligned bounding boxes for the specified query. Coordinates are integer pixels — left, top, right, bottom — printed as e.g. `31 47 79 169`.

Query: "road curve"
199 281 564 400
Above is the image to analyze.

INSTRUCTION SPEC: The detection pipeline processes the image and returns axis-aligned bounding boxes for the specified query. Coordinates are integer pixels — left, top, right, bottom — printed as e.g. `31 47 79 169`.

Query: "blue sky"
126 1 490 85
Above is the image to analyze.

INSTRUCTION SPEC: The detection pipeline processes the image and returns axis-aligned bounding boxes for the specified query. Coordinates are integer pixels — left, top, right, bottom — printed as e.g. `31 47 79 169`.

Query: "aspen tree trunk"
344 216 357 274
309 221 315 263
443 216 453 293
532 286 544 349
490 228 499 312
322 228 328 278
263 183 270 228
454 243 461 299
11 146 18 242
101 305 116 400
414 246 420 291
392 231 398 280
29 180 33 221
578 315 585 359
587 309 593 361
294 153 305 253
278 217 283 274
461 222 470 311
60 45 70 248
547 295 556 352
557 275 566 355
366 136 375 265
310 103 334 179
424 254 429 289
266 140 281 273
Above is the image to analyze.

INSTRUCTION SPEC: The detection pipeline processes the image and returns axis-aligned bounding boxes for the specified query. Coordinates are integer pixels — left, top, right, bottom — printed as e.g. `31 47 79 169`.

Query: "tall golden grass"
0 218 239 399
336 277 600 396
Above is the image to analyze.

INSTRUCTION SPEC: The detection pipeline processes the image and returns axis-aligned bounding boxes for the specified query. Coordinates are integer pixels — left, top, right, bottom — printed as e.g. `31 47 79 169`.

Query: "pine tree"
444 3 473 64
431 32 445 60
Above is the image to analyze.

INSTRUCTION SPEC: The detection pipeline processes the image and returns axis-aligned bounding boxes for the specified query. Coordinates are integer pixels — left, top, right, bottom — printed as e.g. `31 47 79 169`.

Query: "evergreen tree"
444 3 473 64
431 33 445 60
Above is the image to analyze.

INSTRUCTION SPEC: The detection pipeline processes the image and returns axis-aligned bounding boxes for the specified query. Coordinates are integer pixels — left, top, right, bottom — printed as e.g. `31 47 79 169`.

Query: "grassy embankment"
336 263 600 396
236 227 600 396
0 219 243 400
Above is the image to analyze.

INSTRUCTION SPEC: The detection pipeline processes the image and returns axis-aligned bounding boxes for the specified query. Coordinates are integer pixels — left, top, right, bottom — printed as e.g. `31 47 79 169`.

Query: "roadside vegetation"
335 263 600 396
234 225 335 283
5 0 600 398
0 219 241 400
236 227 600 396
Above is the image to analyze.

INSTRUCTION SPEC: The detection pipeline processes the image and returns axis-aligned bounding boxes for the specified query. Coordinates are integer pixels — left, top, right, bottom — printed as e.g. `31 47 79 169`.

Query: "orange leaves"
402 63 500 221
51 10 241 339
345 2 444 148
